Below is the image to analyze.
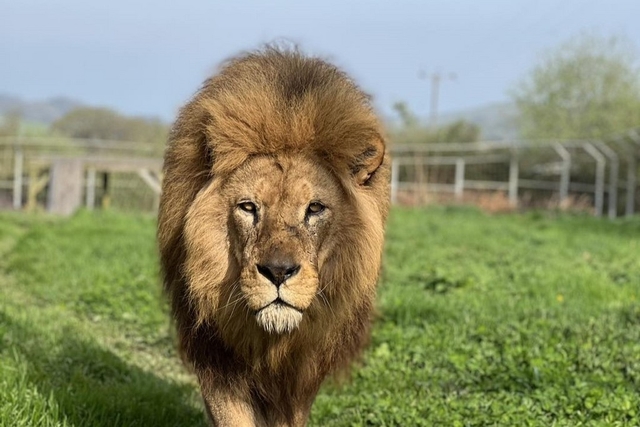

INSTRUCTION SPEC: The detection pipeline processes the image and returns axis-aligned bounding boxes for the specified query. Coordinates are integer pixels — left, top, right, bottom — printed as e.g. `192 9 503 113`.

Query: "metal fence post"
625 130 640 217
553 143 571 206
508 149 519 207
12 145 23 210
390 158 399 204
454 158 465 200
626 154 637 218
86 167 96 210
583 142 606 217
627 131 640 217
414 156 425 199
594 141 619 219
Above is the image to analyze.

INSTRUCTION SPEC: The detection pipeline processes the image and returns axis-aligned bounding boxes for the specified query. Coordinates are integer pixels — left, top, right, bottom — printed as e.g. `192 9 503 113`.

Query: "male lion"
157 48 390 426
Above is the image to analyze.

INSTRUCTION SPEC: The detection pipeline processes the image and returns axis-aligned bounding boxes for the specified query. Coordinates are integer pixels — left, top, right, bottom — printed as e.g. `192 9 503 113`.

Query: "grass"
1 207 639 426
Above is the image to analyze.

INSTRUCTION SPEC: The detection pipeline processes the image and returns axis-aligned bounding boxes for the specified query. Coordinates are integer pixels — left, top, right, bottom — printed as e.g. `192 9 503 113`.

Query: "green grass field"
1 207 639 426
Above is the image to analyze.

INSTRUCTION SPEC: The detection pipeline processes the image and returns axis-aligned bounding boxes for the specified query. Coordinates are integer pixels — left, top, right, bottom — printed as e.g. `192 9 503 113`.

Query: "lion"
157 47 390 426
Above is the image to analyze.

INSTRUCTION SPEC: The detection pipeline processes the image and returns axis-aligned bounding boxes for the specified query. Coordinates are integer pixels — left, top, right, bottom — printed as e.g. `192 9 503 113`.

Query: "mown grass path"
1 207 639 426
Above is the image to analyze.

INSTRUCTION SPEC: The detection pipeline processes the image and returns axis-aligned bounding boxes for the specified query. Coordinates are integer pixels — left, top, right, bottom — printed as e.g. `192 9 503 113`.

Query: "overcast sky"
2 0 639 122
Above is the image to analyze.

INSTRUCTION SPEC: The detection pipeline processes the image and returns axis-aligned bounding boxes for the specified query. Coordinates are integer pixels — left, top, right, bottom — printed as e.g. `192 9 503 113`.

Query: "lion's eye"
238 201 257 213
307 202 325 215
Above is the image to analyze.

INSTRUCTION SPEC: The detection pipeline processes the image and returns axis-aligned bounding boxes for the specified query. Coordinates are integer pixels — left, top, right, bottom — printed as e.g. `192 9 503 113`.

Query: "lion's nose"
256 261 300 287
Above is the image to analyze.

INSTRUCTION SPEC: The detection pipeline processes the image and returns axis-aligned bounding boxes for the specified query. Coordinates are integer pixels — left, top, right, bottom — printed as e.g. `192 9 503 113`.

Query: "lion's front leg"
201 381 315 427
202 386 266 427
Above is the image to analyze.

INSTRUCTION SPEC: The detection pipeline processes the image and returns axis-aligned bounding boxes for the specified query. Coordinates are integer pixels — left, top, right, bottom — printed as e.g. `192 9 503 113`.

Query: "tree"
392 101 419 129
440 119 480 143
0 109 22 137
389 102 480 144
51 107 168 145
511 33 640 140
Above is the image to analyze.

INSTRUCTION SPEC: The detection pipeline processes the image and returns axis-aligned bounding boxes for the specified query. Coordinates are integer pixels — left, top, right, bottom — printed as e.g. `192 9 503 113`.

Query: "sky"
2 0 640 122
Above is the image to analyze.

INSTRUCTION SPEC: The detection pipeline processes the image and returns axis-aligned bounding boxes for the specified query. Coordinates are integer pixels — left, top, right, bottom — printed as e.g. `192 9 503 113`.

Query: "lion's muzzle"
251 253 309 334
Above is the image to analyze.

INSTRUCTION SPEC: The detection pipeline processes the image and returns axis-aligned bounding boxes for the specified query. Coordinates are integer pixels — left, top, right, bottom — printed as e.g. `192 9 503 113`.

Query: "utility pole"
419 70 456 128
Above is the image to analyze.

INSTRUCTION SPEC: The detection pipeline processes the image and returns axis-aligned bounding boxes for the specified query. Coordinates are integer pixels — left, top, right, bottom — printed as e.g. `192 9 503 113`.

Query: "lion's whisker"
316 280 336 317
220 280 239 308
219 295 243 312
228 284 246 319
218 280 242 312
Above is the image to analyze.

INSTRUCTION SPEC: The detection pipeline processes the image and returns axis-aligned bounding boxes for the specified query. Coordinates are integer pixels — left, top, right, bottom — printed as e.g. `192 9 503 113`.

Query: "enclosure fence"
390 130 640 218
0 136 163 214
1 131 639 218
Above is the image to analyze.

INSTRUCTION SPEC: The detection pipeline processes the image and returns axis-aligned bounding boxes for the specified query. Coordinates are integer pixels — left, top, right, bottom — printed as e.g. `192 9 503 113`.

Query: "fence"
1 132 639 217
390 131 640 218
0 136 163 213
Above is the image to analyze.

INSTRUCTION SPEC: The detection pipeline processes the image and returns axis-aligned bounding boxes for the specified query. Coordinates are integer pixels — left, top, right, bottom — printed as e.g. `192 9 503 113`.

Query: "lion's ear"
352 138 385 186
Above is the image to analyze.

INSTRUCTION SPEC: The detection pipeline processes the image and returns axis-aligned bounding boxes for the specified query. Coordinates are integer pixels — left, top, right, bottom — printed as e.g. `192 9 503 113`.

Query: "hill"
2 93 520 141
0 94 84 124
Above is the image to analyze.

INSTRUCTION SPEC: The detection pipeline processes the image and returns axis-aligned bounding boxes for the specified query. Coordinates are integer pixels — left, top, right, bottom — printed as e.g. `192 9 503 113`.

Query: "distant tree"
51 107 122 140
511 33 640 139
0 109 22 137
440 119 480 143
389 102 481 144
392 101 419 128
51 107 168 145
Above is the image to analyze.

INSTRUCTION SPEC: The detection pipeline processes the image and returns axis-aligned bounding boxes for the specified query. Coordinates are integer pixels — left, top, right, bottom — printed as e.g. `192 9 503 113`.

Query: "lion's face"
185 153 347 335
229 154 344 334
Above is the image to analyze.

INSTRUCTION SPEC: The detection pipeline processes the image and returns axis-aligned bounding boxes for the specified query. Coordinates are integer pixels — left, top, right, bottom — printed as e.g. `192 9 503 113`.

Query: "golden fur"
157 47 390 426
